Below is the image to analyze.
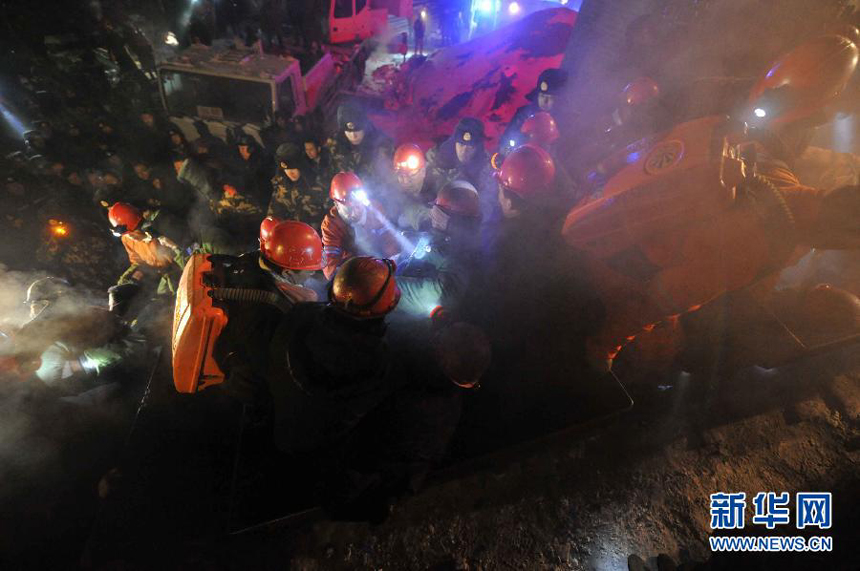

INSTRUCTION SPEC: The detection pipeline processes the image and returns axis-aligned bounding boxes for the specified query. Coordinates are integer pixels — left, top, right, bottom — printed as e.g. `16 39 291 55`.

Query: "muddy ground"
201 346 860 570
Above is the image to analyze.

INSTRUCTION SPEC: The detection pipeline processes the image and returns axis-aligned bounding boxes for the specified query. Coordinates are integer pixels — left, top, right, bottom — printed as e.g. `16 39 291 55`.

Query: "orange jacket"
321 207 355 280
320 204 402 280
121 231 177 270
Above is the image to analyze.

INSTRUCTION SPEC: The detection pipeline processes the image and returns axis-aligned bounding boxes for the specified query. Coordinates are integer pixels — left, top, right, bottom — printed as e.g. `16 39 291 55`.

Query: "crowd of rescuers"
6 44 752 504
10 22 860 523
0 53 599 515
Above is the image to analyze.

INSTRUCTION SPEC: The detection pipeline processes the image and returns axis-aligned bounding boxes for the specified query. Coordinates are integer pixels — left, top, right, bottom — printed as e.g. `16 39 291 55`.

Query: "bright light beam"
360 198 417 256
0 102 27 137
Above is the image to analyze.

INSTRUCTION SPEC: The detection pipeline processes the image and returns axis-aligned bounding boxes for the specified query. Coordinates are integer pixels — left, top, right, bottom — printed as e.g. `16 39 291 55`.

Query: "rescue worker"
172 218 326 394
267 142 329 230
107 202 185 295
207 219 325 389
231 133 273 209
672 32 860 373
499 68 568 153
182 253 399 468
328 319 490 522
565 35 860 373
495 144 573 222
129 159 192 215
520 112 560 152
478 144 597 374
385 143 440 231
497 110 560 160
264 256 402 459
321 172 400 279
599 77 663 152
8 277 145 390
301 133 333 187
327 101 394 185
393 180 481 318
427 118 491 191
510 112 578 202
576 77 663 191
257 218 326 303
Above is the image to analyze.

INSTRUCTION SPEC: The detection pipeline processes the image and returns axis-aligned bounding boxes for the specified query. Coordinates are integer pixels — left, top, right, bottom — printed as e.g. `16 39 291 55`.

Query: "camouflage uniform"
267 172 330 230
328 101 394 186
327 128 394 185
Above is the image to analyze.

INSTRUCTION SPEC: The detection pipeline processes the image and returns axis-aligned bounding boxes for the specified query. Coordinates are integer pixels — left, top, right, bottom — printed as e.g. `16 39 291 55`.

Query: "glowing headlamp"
754 107 767 118
352 189 370 206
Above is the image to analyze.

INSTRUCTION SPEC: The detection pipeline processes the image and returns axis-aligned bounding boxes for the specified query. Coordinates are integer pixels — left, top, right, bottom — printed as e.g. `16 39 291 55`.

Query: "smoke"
0 265 40 332
0 264 133 565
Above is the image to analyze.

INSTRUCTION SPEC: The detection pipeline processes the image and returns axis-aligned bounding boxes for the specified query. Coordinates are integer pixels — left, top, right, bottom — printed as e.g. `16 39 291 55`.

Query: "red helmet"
497 144 556 200
108 202 143 232
330 171 364 203
261 220 323 271
520 112 560 146
749 35 859 128
330 257 400 319
259 215 280 245
435 180 480 218
393 143 426 172
622 77 660 107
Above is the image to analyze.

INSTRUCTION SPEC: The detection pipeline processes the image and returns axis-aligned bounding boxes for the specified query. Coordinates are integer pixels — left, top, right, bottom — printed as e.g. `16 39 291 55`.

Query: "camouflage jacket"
267 172 330 229
326 127 394 185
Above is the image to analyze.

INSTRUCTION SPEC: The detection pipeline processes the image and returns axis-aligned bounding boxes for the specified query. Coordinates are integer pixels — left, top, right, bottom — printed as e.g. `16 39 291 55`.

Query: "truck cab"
158 44 304 146
158 42 366 148
326 0 412 44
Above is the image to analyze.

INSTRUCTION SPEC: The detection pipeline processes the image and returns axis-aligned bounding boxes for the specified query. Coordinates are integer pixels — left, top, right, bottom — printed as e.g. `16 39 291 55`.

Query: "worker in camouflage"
326 100 394 186
268 142 331 230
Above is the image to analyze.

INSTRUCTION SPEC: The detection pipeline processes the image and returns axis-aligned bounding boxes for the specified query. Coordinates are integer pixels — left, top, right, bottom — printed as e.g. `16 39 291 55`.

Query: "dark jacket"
327 126 394 185
426 136 490 190
267 304 396 454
